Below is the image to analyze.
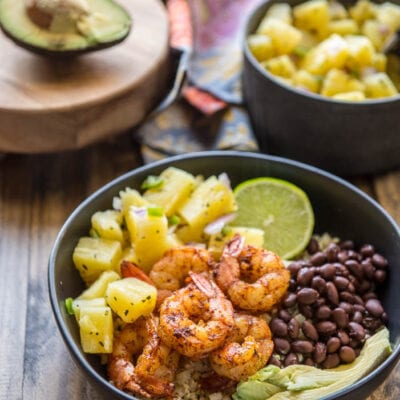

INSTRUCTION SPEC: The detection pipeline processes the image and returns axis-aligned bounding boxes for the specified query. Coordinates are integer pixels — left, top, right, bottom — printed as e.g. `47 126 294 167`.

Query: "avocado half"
0 0 132 56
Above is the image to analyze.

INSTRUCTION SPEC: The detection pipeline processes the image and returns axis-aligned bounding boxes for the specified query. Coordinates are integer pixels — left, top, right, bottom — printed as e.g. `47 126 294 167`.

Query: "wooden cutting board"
0 0 170 153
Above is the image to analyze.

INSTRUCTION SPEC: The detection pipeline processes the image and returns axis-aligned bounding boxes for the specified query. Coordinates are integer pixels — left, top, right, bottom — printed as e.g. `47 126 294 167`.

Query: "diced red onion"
204 213 237 235
133 207 147 218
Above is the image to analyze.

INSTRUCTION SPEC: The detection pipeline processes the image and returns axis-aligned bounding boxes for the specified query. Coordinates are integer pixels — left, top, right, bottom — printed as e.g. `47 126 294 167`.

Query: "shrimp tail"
120 260 155 286
222 233 245 258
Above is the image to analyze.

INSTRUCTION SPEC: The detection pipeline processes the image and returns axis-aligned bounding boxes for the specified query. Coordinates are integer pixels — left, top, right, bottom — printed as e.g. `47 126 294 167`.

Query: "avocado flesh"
0 0 131 54
234 327 392 400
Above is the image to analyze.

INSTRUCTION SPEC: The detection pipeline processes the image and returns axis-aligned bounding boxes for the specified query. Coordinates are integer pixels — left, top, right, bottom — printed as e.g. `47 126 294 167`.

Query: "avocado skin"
0 0 132 57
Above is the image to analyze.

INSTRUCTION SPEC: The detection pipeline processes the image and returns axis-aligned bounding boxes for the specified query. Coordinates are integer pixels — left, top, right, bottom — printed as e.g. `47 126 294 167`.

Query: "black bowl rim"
48 150 400 400
243 0 400 106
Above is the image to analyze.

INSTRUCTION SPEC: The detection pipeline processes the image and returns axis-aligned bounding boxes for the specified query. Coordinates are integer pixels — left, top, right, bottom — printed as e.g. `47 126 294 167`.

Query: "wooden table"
0 134 399 399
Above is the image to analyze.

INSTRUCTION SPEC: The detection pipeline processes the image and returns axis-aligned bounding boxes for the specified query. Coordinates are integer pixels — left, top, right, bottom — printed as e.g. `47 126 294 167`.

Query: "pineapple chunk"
345 35 375 69
126 206 171 272
72 298 107 321
257 18 303 55
371 53 387 72
328 0 348 20
248 34 275 62
328 19 359 36
292 69 322 93
91 210 124 242
302 34 350 75
176 176 237 243
263 55 297 78
73 237 122 285
78 306 113 353
376 2 400 31
332 91 366 100
208 227 265 260
361 19 391 51
265 3 293 24
363 72 398 98
119 188 150 217
143 167 197 217
106 277 157 323
349 0 377 24
321 68 365 96
293 0 330 38
77 270 120 300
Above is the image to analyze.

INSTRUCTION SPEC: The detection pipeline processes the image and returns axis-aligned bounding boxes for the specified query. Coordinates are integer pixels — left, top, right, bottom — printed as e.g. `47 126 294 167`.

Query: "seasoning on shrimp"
215 234 290 312
158 272 234 359
209 313 274 381
108 315 179 398
149 246 215 291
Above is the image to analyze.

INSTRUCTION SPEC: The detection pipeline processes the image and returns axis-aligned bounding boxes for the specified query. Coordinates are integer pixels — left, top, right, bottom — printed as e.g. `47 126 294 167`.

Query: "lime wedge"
232 177 314 260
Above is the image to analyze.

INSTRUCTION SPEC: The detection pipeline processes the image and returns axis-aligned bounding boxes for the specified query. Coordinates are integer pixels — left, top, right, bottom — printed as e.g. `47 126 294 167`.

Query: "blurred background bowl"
242 0 400 176
49 151 400 399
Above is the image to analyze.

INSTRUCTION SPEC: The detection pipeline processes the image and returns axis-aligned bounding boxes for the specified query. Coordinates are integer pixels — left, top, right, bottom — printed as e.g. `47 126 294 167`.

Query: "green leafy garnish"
292 46 310 57
141 175 164 190
147 206 164 217
168 215 181 225
65 297 75 315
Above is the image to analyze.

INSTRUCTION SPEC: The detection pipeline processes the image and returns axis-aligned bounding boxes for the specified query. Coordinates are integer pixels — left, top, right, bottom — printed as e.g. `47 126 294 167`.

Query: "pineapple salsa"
248 0 400 100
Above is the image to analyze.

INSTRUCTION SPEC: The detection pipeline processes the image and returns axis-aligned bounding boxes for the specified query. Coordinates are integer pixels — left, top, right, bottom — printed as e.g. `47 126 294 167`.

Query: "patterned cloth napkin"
136 0 262 163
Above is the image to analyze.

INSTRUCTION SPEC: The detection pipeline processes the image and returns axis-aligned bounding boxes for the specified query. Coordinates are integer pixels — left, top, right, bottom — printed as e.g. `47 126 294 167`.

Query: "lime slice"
232 177 314 260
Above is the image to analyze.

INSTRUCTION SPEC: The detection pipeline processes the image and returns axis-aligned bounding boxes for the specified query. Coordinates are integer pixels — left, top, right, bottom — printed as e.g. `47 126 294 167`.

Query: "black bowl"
242 0 400 176
48 150 400 399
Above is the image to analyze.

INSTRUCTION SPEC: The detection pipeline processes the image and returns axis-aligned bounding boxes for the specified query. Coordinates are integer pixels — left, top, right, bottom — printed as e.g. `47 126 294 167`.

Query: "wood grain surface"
0 0 169 153
0 139 399 400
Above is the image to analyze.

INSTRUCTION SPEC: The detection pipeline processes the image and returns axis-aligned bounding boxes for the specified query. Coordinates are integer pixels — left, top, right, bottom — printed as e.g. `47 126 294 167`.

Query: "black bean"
352 311 363 323
340 291 354 303
283 293 297 308
339 346 356 363
304 357 315 366
311 276 326 293
362 317 383 332
363 292 377 301
345 260 364 280
332 308 349 328
358 280 371 293
339 302 353 314
326 282 339 306
327 337 341 353
361 260 375 279
307 238 320 254
353 304 365 313
333 276 349 291
310 252 327 266
316 321 337 336
288 318 300 340
289 279 297 291
297 268 315 286
337 251 349 264
270 318 288 337
347 282 356 293
326 243 340 261
299 304 314 319
278 309 292 322
374 269 387 284
337 330 350 345
371 253 388 269
268 356 282 367
360 244 375 258
284 353 298 366
348 322 366 341
319 263 336 280
313 342 327 364
291 340 314 354
365 299 384 318
302 320 319 341
297 288 319 305
287 261 304 277
315 305 331 320
322 353 341 369
274 338 291 355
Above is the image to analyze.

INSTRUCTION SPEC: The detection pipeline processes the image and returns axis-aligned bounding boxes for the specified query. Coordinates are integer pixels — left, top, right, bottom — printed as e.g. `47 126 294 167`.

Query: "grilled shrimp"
108 315 178 398
215 234 290 312
158 272 234 359
210 313 274 381
149 247 215 291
